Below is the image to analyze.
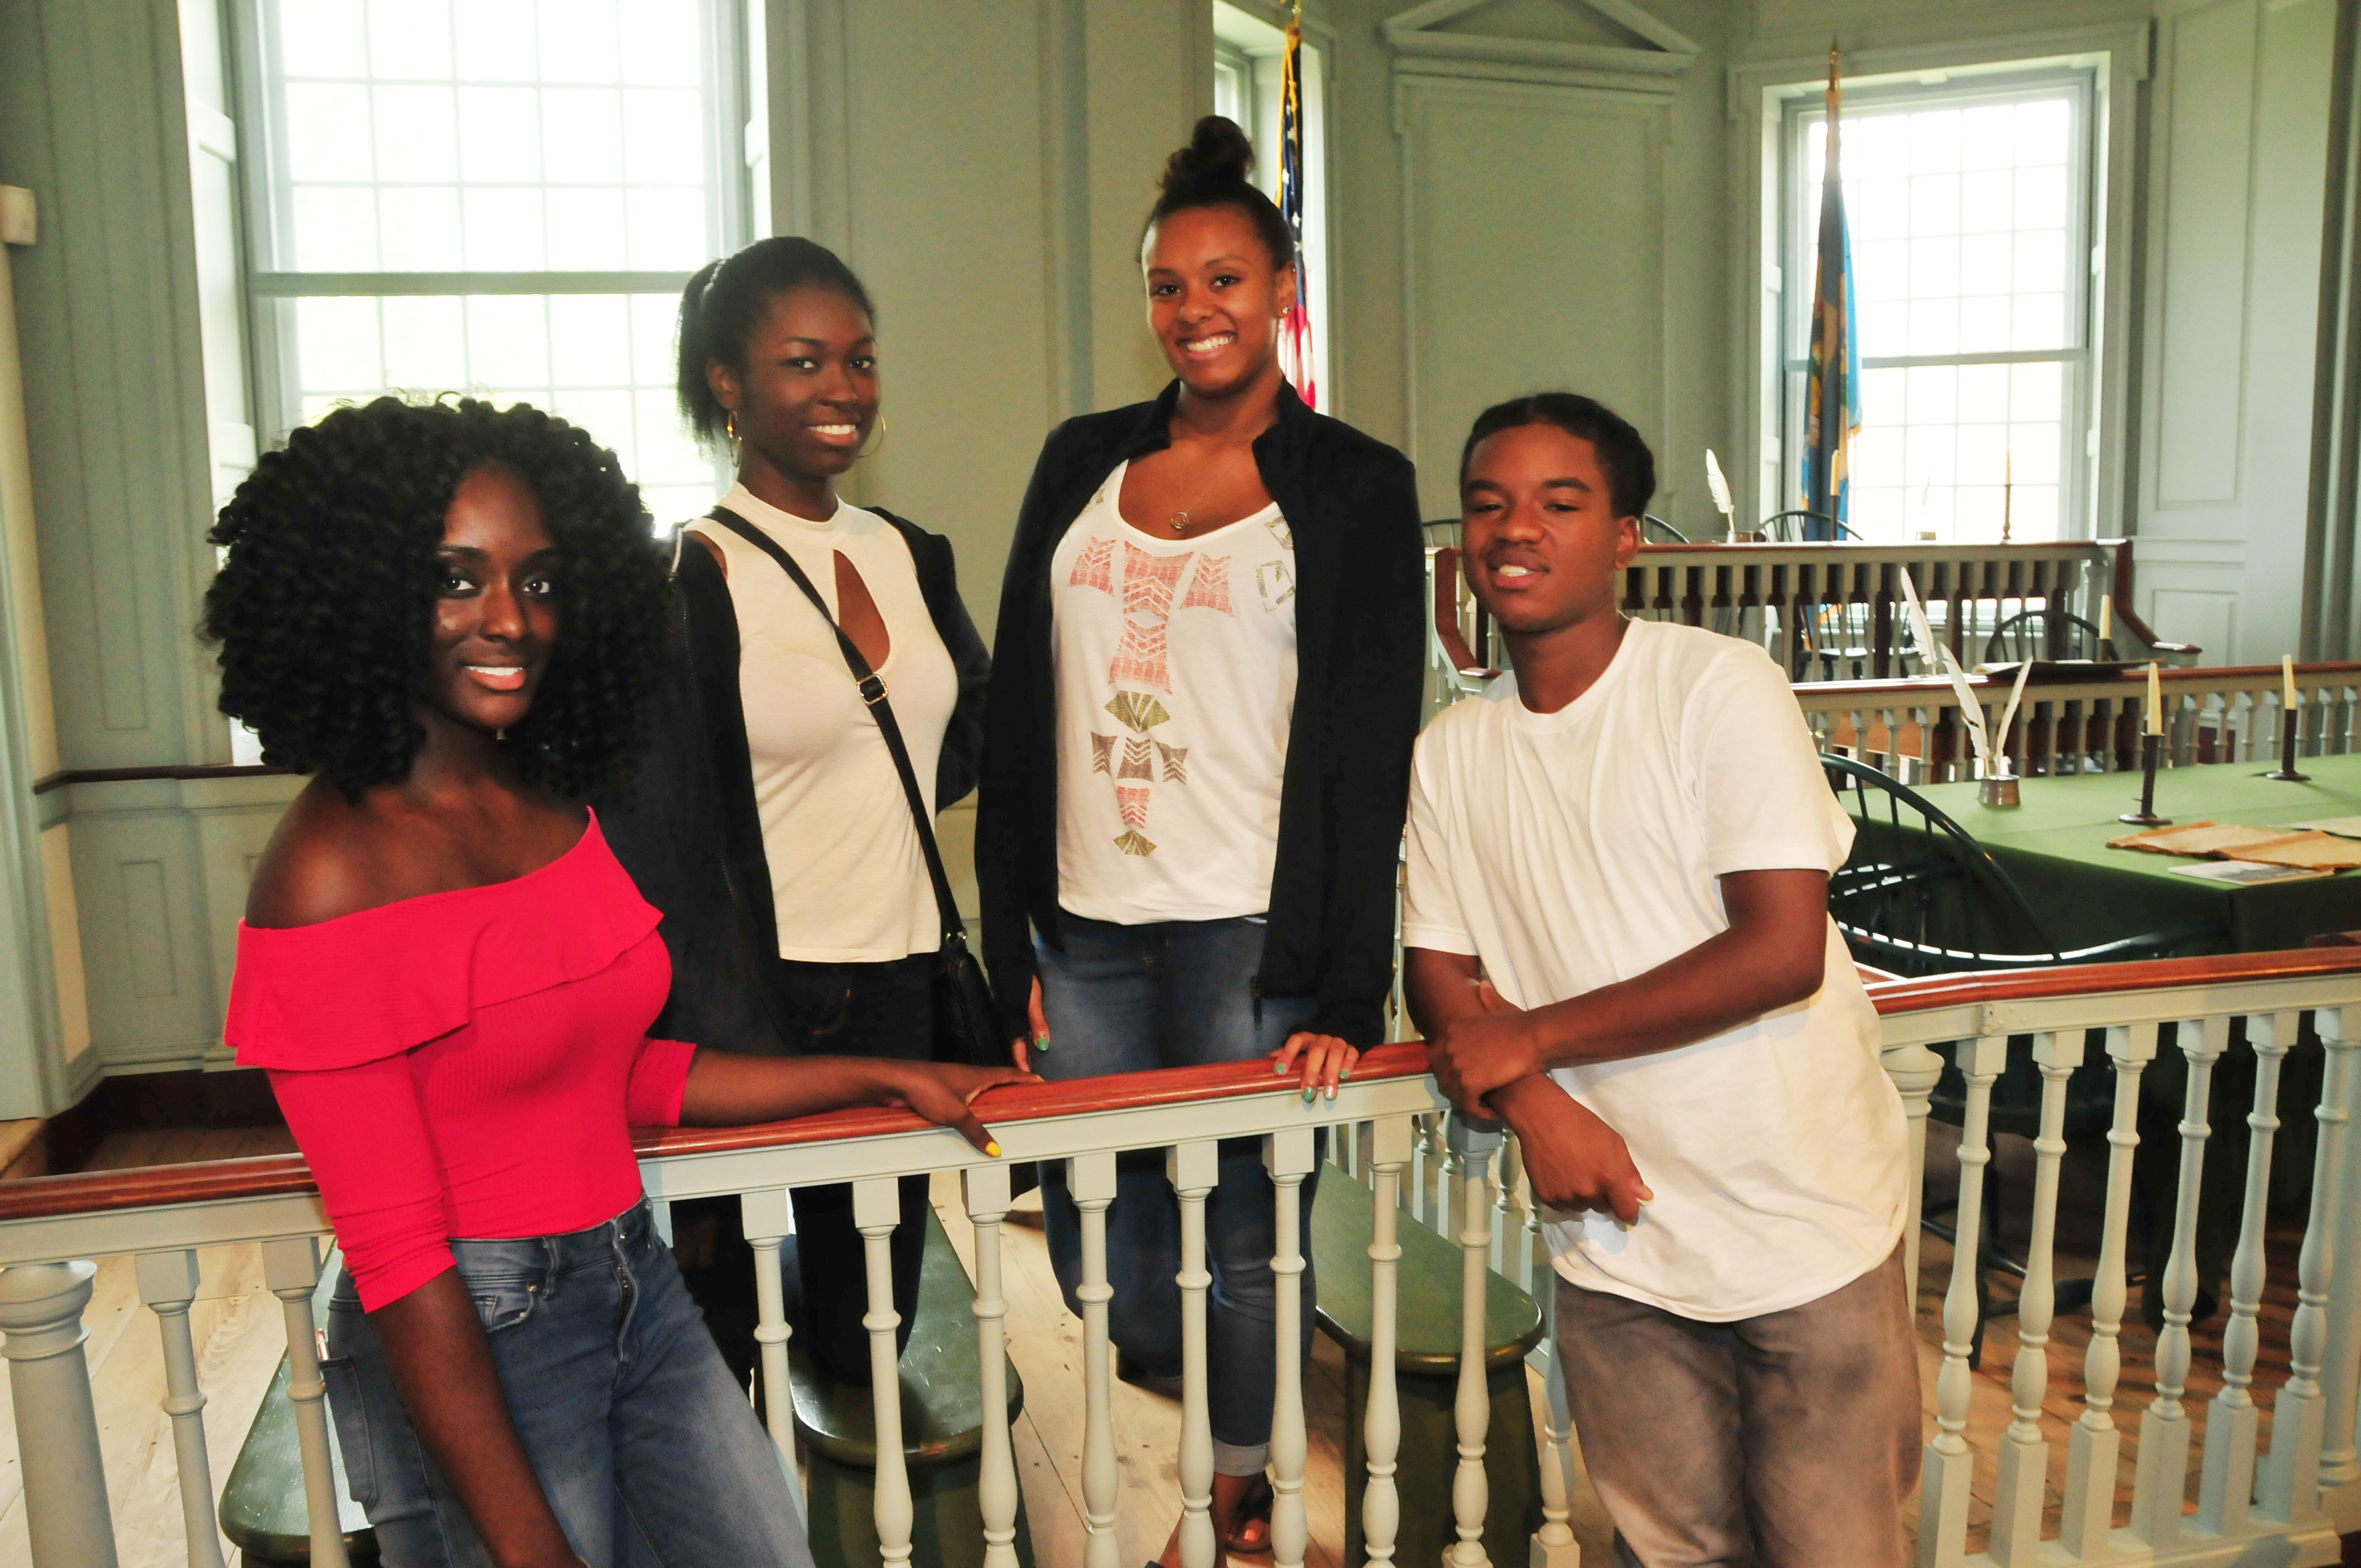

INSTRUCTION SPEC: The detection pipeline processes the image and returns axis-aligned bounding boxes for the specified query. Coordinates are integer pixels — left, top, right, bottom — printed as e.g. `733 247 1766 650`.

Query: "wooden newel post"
0 1261 120 1568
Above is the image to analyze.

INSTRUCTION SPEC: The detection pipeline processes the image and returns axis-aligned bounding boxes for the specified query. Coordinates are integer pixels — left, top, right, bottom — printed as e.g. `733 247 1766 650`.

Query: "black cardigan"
976 380 1426 1047
599 510 991 1057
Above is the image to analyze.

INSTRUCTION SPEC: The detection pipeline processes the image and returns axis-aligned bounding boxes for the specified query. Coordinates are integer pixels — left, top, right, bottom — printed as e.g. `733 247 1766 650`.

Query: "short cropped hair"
1459 393 1657 522
201 396 669 801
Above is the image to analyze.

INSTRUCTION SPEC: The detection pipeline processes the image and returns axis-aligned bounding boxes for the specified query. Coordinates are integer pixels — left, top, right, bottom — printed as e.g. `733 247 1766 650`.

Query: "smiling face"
1141 204 1297 399
706 284 878 486
1460 423 1640 637
426 462 559 736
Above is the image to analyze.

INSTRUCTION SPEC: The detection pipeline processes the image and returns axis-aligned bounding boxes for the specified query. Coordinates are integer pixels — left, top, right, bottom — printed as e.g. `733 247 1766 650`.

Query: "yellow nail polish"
986 1142 1003 1158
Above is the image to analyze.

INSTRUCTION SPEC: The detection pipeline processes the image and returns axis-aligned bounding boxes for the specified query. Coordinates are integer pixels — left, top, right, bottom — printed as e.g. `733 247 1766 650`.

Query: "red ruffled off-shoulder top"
225 813 697 1311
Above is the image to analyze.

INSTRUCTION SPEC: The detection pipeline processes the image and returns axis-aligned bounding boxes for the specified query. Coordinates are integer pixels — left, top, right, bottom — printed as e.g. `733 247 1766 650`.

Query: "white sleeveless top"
1048 461 1299 923
688 484 956 962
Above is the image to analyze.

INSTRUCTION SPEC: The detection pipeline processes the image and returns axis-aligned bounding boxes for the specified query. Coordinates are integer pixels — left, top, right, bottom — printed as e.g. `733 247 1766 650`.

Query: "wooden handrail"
0 1043 1440 1223
1863 946 2361 1012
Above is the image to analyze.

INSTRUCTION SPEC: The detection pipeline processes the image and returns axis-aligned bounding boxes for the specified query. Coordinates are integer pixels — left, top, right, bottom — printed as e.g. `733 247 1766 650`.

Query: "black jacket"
599 510 991 1057
976 380 1425 1047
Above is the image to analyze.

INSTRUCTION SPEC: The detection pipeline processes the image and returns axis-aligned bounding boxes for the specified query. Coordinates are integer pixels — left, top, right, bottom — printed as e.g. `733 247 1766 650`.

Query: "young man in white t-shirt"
1401 393 1918 1568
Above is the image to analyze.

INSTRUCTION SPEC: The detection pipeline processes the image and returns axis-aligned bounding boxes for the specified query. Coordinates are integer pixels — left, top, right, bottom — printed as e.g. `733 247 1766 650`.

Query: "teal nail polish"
1302 1086 1315 1104
1340 1066 1352 1080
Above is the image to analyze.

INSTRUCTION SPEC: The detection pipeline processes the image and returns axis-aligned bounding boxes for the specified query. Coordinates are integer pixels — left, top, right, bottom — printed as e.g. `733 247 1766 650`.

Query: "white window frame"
1776 64 2101 541
1727 28 2143 540
1211 0 1332 409
229 0 757 449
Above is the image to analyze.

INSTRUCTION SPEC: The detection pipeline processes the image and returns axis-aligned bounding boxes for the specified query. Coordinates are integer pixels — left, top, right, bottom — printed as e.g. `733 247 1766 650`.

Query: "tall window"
235 0 749 525
1211 1 1329 406
1781 68 2097 542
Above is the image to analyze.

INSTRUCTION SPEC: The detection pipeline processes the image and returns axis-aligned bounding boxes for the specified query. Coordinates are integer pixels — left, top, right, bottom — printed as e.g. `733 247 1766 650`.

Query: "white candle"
2284 653 2299 710
2098 594 2111 645
2146 661 2163 737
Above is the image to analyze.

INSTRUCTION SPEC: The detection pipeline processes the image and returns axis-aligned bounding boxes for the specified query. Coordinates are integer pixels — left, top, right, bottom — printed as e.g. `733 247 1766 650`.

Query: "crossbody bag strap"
703 508 969 946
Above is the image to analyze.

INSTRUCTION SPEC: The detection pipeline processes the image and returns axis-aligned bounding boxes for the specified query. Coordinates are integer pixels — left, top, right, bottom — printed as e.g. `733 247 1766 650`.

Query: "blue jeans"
322 1200 810 1568
1033 911 1321 1476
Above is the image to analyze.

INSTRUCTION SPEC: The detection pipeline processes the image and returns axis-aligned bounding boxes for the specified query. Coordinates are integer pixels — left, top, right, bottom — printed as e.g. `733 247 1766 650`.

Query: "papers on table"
2291 816 2361 839
2111 820 2361 872
2172 859 2335 886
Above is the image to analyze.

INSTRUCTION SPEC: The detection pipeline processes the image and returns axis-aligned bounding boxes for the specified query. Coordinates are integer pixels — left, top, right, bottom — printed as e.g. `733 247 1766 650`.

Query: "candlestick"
2001 454 2013 545
2096 593 2112 658
2145 661 2163 736
2119 732 2170 826
2283 653 2298 710
2269 671 2310 781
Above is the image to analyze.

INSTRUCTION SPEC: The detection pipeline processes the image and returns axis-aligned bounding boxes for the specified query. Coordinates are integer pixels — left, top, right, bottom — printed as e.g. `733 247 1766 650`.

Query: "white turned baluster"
854 1177 914 1568
1918 1033 2002 1568
2261 1006 2358 1521
263 1236 350 1568
739 1188 806 1515
1881 1039 1945 1300
2316 999 2361 1489
1408 1114 1432 1223
1364 1117 1414 1568
2062 1021 2157 1558
1269 1127 1316 1568
1490 1135 1519 1276
1520 1152 1539 1294
1071 1151 1122 1568
649 1197 673 1245
135 1250 229 1568
1168 1140 1219 1568
1528 1285 1580 1568
0 1261 119 1568
2131 1015 2226 1548
2199 1011 2293 1534
1991 1031 2076 1567
965 1164 1022 1568
1446 1113 1500 1568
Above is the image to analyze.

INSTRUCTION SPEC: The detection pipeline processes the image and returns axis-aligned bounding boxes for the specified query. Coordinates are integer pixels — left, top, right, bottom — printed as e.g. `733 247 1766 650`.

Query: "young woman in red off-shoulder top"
204 396 1025 1568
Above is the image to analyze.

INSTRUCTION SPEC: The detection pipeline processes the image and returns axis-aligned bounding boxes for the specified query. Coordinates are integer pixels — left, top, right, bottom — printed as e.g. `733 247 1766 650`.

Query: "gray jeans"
1554 1244 1920 1568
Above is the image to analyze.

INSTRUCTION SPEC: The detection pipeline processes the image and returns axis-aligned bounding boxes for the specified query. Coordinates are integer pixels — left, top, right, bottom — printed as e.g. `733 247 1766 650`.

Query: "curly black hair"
202 396 671 801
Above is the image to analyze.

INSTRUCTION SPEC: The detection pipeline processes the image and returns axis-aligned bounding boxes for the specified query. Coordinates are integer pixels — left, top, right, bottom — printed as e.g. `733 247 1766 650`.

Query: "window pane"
280 0 367 77
1788 78 2087 540
366 0 449 79
293 297 383 391
380 296 467 388
544 89 626 184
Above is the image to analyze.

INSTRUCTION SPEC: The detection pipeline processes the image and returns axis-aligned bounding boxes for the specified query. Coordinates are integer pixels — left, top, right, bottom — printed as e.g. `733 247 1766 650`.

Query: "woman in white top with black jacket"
602 237 990 1391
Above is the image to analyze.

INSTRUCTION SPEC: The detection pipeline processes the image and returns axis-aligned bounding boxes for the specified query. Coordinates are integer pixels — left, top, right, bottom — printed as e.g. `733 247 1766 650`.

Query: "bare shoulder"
244 779 409 929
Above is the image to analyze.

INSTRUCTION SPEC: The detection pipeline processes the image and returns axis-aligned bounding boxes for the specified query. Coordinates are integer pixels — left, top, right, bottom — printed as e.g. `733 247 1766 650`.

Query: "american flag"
1803 44 1861 540
1276 3 1317 409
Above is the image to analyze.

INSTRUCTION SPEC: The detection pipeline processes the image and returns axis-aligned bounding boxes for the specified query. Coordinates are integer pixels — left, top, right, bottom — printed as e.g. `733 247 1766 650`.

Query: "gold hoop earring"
723 410 742 464
858 414 889 460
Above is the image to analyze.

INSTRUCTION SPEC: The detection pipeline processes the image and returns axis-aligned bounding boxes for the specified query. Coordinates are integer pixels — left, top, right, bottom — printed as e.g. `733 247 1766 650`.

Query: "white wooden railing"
7 950 2361 1565
1798 662 2361 783
1427 537 2198 705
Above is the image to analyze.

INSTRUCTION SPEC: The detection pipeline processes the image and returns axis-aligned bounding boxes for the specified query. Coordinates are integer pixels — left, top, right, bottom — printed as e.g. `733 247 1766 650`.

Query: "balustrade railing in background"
1427 537 2197 713
8 950 2361 1566
1798 662 2361 783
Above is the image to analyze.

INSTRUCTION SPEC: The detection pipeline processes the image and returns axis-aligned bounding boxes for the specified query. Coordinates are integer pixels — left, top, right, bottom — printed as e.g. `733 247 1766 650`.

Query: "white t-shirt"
1401 617 1907 1321
688 484 956 962
1049 461 1299 923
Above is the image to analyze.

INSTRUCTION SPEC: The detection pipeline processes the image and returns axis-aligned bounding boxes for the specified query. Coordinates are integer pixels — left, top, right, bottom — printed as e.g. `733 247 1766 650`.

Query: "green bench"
790 1204 1033 1568
1313 1170 1544 1568
218 1267 379 1565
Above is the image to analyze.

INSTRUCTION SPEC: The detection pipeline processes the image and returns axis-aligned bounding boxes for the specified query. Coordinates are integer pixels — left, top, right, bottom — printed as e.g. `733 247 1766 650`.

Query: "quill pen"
1899 568 1992 767
1705 450 1737 542
1987 656 2034 778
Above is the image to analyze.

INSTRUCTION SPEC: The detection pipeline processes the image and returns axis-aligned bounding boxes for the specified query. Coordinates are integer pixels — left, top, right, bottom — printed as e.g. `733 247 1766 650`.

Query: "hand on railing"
1269 1031 1361 1104
877 1062 1038 1155
1490 1076 1651 1223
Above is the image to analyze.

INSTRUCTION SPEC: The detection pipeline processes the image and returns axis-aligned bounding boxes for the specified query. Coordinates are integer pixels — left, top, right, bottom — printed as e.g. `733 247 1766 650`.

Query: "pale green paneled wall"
0 0 2343 1100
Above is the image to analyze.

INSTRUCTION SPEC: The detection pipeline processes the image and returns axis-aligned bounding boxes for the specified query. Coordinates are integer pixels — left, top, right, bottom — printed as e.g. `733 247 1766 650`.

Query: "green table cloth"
1894 753 2361 954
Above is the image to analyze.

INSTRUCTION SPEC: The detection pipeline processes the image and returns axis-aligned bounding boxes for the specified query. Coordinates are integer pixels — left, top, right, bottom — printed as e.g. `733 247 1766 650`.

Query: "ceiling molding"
1384 0 1698 97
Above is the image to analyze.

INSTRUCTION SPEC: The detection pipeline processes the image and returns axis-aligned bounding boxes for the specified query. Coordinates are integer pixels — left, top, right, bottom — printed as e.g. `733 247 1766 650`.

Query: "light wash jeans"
1033 910 1321 1476
322 1199 810 1568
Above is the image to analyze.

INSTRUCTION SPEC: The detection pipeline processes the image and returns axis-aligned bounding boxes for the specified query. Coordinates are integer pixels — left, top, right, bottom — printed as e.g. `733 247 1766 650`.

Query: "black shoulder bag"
704 507 1005 1068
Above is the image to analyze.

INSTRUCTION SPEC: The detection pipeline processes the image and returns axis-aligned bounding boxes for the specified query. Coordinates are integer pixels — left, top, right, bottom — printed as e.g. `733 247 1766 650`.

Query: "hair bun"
1161 115 1256 194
